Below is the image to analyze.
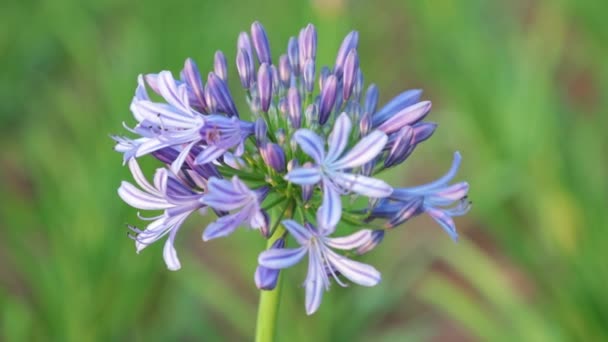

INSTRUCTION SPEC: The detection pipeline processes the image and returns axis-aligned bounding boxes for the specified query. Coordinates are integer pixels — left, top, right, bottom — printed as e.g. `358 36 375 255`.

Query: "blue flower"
258 211 381 315
286 113 393 228
372 152 470 240
201 176 268 241
118 159 205 270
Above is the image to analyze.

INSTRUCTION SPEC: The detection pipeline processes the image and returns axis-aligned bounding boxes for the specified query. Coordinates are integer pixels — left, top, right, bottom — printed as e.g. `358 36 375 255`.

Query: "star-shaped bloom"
258 211 381 315
285 113 393 228
118 159 205 270
201 176 268 241
371 152 470 240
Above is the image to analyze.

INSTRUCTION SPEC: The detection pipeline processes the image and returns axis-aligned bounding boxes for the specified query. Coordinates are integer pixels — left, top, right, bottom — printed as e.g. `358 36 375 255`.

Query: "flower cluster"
114 21 470 315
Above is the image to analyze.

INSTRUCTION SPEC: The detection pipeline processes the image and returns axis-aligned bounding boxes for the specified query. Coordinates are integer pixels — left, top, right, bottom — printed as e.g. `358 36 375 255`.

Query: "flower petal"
325 229 374 250
395 152 462 195
426 207 459 241
317 183 341 233
118 181 170 210
258 247 308 269
332 172 393 198
162 217 186 271
282 220 313 245
332 130 387 169
326 113 352 163
127 159 159 194
285 167 322 185
194 145 227 165
293 129 325 164
325 249 381 287
305 254 325 315
202 211 247 241
377 101 431 134
372 89 423 126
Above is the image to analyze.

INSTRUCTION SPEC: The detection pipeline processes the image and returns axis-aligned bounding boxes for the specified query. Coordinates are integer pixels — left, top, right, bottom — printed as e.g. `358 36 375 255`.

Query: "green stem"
254 203 293 342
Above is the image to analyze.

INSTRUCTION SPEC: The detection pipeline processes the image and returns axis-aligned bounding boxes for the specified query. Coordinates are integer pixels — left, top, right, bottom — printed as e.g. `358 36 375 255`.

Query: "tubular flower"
113 21 470 314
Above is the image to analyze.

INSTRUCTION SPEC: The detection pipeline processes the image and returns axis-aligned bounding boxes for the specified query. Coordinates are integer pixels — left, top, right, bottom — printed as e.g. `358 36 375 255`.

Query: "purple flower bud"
386 198 423 228
334 31 359 77
342 49 359 100
258 210 271 238
278 97 287 115
207 73 239 117
287 37 300 76
373 89 423 126
384 126 414 168
236 49 254 89
298 24 317 71
254 237 286 290
278 55 291 86
249 97 261 113
255 117 267 144
260 142 286 172
238 32 254 65
287 87 301 129
318 75 338 125
182 58 207 112
270 65 280 96
305 103 318 125
360 112 372 136
377 101 432 134
344 101 361 121
356 230 385 255
412 122 437 144
361 160 376 177
318 66 330 90
204 83 217 112
302 59 316 93
257 63 273 112
364 84 379 114
251 21 272 64
353 69 364 100
214 51 228 81
223 152 247 170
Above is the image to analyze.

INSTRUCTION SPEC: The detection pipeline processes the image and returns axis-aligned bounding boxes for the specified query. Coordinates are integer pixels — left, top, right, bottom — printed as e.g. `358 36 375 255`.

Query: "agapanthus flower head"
114 21 470 315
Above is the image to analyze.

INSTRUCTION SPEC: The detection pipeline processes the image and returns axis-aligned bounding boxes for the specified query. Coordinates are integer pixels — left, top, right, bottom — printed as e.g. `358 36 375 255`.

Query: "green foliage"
1 0 606 340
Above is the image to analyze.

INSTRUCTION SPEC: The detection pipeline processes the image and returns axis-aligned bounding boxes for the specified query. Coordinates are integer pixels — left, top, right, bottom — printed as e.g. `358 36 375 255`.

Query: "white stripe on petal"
332 130 387 169
317 183 341 233
305 254 325 315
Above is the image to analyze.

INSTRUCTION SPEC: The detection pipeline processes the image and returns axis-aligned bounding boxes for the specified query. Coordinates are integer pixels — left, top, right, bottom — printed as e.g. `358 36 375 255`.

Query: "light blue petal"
118 181 169 210
372 89 422 126
395 152 462 195
317 183 341 233
285 167 322 185
258 247 307 269
426 207 459 241
293 129 325 164
426 182 469 206
195 145 227 165
332 130 387 169
377 101 431 134
332 172 393 198
325 249 381 287
326 113 352 163
162 216 187 271
282 220 313 245
325 229 374 250
202 211 247 241
305 253 325 315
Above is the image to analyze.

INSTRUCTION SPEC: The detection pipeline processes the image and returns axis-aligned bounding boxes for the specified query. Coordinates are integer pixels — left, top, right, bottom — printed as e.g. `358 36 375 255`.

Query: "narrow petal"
326 113 352 163
426 182 469 206
194 145 227 165
332 131 387 169
127 159 158 194
325 229 374 250
426 207 459 241
293 129 325 164
332 172 393 198
202 211 247 241
258 247 307 269
118 181 170 210
305 254 325 315
170 141 197 174
162 217 186 271
396 152 462 194
282 220 313 245
377 101 432 134
285 167 322 185
325 249 381 286
372 89 423 126
317 183 341 233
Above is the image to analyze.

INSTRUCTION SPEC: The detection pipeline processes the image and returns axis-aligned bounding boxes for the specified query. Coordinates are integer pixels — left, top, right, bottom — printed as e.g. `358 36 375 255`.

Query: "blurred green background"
1 0 606 340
